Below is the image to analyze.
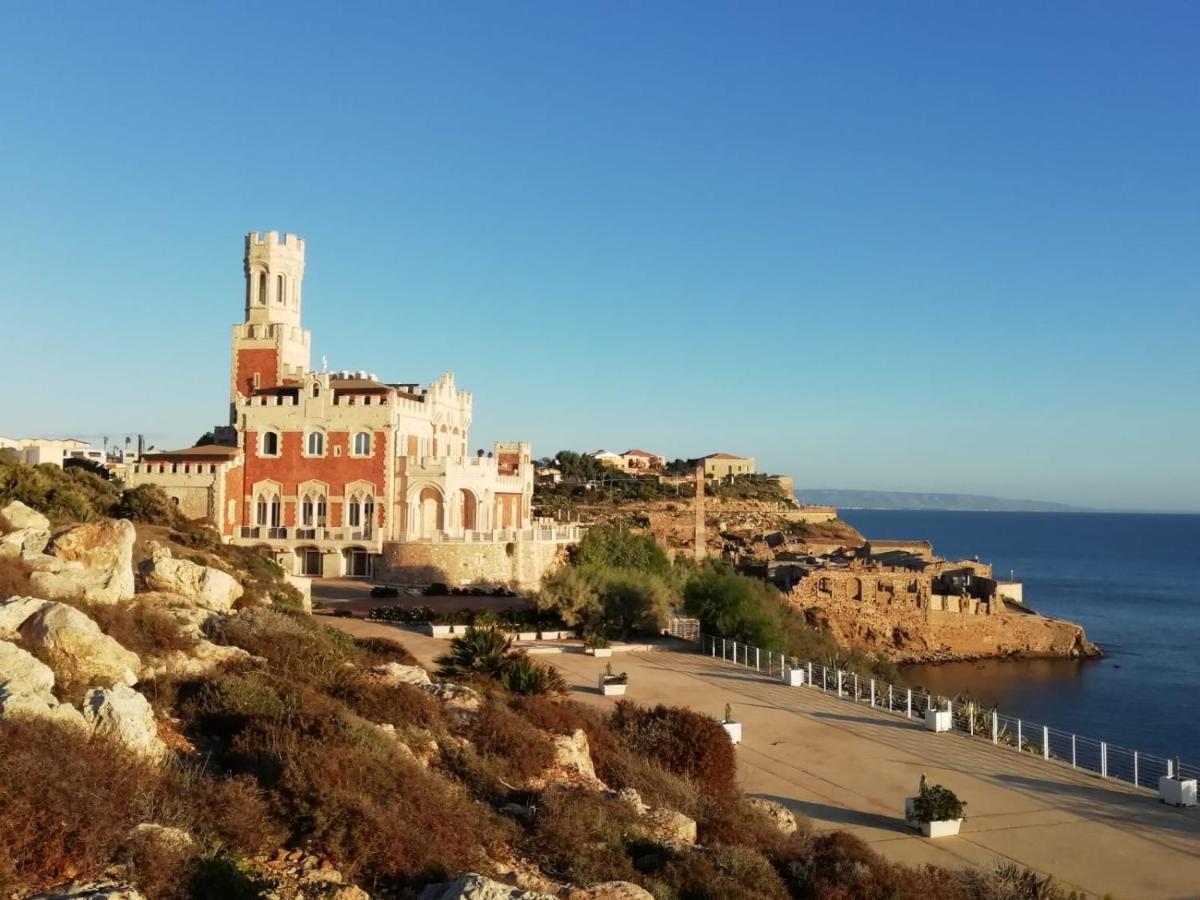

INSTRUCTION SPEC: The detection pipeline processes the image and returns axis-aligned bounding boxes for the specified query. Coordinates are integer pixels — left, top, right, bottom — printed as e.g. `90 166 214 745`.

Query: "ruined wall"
788 567 1096 663
375 538 571 591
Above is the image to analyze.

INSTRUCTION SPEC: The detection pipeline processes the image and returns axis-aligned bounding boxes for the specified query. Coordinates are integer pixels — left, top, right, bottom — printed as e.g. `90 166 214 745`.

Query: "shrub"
369 585 400 598
78 599 200 658
435 626 514 679
352 635 420 667
208 608 357 687
116 484 185 527
573 525 673 580
524 788 642 886
595 569 674 638
328 669 445 731
499 655 568 695
0 718 161 892
683 564 786 650
186 855 274 900
610 701 738 796
910 781 965 823
654 844 788 900
466 700 557 783
537 566 602 630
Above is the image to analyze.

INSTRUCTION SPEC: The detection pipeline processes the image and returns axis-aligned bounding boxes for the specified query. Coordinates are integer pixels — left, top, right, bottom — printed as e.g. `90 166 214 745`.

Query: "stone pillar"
694 463 706 561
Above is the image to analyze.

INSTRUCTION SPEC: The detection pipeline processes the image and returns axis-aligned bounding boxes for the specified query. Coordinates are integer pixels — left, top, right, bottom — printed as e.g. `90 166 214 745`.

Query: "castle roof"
142 445 241 461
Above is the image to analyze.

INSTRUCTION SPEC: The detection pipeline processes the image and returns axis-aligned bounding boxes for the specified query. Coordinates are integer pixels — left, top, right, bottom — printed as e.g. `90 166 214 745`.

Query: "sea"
835 510 1200 762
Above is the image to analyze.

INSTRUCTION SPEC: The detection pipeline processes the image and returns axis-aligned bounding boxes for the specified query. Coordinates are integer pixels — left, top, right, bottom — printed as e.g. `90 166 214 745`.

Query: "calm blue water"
837 510 1200 760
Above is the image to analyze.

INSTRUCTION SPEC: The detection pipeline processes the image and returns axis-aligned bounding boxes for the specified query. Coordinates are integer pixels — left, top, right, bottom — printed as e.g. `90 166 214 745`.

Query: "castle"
127 231 579 585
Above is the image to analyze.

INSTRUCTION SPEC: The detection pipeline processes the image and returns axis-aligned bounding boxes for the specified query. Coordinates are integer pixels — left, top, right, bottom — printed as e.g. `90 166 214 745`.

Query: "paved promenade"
327 616 1200 900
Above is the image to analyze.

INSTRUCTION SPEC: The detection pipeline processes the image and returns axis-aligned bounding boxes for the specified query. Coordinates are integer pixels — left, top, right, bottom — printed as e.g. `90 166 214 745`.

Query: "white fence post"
1043 726 1049 761
710 637 715 658
1101 742 1108 778
888 684 893 711
853 673 858 701
808 661 813 687
870 679 876 707
991 710 998 744
969 706 975 737
722 638 727 660
906 689 912 718
1134 751 1139 787
755 647 760 671
837 670 843 696
1071 734 1077 768
1018 719 1023 752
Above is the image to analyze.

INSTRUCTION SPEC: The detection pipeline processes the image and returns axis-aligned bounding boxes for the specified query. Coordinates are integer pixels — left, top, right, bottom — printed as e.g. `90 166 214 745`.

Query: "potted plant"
1159 757 1198 807
924 696 952 733
599 662 628 696
585 634 612 658
721 702 742 744
783 656 805 687
905 774 965 838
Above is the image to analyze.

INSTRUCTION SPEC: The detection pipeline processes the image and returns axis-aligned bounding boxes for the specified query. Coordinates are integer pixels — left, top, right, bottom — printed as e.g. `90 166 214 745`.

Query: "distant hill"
796 489 1087 513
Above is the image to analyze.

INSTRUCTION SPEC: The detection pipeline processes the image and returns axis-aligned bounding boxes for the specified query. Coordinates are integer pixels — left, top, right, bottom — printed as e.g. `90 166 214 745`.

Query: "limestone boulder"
568 884 655 900
126 822 197 858
418 873 555 900
27 884 146 900
0 595 50 639
140 556 243 611
82 684 166 761
640 807 697 846
0 500 51 555
608 787 648 814
747 797 799 834
45 519 136 603
19 602 140 688
421 682 481 713
533 728 605 790
373 662 432 686
140 640 251 679
0 639 55 699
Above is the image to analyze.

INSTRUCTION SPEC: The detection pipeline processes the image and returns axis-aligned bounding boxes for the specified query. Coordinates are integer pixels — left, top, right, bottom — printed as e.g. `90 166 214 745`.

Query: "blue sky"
1 2 1197 511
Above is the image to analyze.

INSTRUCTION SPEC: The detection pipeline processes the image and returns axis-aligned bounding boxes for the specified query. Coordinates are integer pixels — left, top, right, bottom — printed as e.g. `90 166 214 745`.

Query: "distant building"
696 452 756 479
619 449 665 470
586 449 624 469
536 466 563 485
0 437 105 468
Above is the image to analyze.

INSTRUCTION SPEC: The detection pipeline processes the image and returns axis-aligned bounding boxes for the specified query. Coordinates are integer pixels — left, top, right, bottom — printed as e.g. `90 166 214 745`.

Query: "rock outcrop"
533 729 605 790
747 797 799 834
421 682 481 713
27 884 147 900
30 520 136 605
19 602 140 688
568 884 655 900
139 549 243 611
82 684 166 760
640 807 697 846
373 662 433 686
0 595 51 638
0 639 87 728
0 500 52 556
418 873 555 900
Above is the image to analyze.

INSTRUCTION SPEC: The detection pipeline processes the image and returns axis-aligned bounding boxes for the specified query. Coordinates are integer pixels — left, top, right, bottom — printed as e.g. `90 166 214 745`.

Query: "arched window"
256 494 267 526
305 431 324 456
347 493 361 527
316 493 327 527
256 492 281 528
301 495 313 526
311 382 320 399
261 431 279 456
363 495 374 534
276 274 284 305
353 432 371 456
257 272 266 305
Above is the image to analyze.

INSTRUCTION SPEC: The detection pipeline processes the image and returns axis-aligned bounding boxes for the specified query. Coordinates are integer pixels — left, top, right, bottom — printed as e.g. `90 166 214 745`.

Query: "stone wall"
374 537 572 591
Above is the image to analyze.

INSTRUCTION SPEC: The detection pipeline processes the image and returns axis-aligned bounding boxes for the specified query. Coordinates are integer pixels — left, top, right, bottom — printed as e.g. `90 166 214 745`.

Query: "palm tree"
435 626 514 679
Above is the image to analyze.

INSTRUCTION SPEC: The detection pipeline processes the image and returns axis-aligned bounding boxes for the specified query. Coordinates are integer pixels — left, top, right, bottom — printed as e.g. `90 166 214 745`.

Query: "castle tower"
229 231 312 416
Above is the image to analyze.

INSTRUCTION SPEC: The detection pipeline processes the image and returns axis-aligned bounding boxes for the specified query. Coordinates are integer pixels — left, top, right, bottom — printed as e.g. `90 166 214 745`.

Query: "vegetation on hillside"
537 526 899 681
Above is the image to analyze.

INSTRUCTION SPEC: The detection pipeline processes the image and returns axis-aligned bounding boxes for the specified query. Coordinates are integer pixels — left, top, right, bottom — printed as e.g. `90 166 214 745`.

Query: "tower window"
276 274 284 305
353 432 371 456
260 431 279 456
305 432 325 456
311 383 320 399
257 272 266 305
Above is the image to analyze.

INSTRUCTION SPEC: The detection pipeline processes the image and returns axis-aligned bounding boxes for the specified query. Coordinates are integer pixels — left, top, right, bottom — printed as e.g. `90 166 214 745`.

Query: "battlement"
245 230 305 254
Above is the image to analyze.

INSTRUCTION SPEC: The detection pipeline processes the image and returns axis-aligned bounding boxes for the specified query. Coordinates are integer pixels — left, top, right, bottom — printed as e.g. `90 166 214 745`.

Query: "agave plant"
500 654 568 695
435 625 513 679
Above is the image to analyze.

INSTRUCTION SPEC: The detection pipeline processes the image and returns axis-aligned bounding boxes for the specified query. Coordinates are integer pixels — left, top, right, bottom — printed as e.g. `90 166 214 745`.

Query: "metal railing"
699 633 1198 793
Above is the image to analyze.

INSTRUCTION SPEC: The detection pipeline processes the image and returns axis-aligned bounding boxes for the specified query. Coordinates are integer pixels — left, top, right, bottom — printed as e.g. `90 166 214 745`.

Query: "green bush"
684 565 786 650
573 525 673 580
115 483 185 527
910 781 965 823
500 655 568 695
435 626 514 680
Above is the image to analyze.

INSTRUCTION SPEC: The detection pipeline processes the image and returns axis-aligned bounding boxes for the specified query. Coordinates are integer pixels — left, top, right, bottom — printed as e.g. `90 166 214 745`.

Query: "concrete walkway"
327 616 1200 900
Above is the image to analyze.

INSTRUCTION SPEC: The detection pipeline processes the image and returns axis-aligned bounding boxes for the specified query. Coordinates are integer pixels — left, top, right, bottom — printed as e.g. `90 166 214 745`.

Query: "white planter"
426 624 453 638
925 708 952 732
1159 776 1198 807
600 678 627 696
904 798 961 837
588 648 613 658
517 631 538 642
722 721 742 744
784 668 805 687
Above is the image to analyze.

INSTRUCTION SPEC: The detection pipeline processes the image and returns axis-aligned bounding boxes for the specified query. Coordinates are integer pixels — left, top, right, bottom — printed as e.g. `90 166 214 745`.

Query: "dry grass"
328 668 446 732
524 787 643 886
610 700 738 797
353 635 420 667
0 555 33 599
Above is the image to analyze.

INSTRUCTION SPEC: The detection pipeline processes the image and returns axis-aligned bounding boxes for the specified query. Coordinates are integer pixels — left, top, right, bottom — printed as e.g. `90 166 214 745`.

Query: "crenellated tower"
229 231 312 419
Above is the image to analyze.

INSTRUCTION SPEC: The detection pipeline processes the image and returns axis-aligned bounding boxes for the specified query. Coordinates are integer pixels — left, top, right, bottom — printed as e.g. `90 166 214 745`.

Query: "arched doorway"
343 546 371 578
418 487 443 537
460 489 478 531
